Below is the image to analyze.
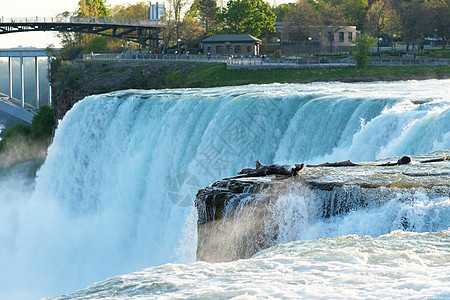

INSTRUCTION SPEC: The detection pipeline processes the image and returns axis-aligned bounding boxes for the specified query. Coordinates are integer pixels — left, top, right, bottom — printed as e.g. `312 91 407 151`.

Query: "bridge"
0 16 165 48
0 48 51 124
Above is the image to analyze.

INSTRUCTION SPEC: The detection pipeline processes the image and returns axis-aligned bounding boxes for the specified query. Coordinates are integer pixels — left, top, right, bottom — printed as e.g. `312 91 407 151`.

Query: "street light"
392 34 396 52
378 38 383 61
177 38 181 55
308 36 312 56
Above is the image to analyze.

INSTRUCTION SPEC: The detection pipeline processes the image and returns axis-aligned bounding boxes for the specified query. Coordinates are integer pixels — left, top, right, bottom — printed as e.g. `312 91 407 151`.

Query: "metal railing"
369 57 449 66
84 53 230 63
0 16 164 27
83 52 450 68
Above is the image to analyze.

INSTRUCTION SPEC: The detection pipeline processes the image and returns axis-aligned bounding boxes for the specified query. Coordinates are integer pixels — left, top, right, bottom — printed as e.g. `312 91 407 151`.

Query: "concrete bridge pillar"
35 57 40 109
8 57 12 98
20 55 24 109
1 49 53 123
48 56 52 107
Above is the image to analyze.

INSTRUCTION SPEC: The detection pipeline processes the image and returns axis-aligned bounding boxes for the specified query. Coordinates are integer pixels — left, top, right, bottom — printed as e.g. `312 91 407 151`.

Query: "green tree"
30 106 55 140
216 0 276 37
110 1 149 19
85 36 108 53
198 0 219 34
77 0 108 17
272 3 295 22
365 0 401 51
353 34 377 69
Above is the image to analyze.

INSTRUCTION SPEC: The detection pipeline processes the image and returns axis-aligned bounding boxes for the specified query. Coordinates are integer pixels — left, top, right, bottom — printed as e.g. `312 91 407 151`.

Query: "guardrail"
84 53 230 63
369 57 449 66
83 53 450 68
0 16 164 27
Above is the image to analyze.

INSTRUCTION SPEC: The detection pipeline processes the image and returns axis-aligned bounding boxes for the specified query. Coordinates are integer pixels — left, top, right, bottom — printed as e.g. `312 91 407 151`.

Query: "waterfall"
0 79 449 299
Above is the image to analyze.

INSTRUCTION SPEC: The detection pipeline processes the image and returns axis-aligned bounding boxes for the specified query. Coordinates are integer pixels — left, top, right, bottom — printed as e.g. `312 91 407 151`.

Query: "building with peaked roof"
202 34 262 56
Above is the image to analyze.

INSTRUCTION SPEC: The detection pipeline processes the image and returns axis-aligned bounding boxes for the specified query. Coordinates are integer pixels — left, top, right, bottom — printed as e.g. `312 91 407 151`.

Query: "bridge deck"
0 17 164 47
0 17 164 28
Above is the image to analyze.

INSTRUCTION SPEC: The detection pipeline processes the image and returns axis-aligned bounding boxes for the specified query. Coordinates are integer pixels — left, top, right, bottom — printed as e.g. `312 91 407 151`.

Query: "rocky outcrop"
194 155 450 262
52 60 207 120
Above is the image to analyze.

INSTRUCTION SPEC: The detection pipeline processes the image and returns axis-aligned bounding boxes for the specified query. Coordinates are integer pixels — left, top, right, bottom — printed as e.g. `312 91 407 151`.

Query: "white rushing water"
0 80 449 299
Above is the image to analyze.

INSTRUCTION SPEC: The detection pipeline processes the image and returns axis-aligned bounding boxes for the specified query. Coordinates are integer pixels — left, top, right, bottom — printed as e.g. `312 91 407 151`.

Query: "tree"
216 0 276 37
390 0 429 51
198 0 219 34
284 0 321 42
341 0 369 29
272 3 295 22
109 2 151 51
180 15 206 50
425 0 450 49
353 34 377 69
77 0 108 17
85 36 108 53
365 0 401 51
309 0 368 29
111 1 149 19
167 0 190 41
75 0 108 47
365 0 389 38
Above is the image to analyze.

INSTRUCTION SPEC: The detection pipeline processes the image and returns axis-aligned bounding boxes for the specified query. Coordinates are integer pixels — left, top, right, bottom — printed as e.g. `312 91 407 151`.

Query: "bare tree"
284 0 321 42
425 0 450 49
391 0 429 51
167 0 190 42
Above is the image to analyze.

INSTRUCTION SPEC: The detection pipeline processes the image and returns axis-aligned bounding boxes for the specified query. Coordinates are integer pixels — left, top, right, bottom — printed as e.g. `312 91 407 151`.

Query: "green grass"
423 49 450 58
176 63 450 88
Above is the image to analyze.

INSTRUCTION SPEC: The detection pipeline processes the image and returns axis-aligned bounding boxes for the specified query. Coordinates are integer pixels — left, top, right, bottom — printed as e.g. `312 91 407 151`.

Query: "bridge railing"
0 16 164 27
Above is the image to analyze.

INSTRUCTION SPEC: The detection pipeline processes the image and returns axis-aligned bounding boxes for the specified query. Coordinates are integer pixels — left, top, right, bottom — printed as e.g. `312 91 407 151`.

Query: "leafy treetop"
216 0 276 37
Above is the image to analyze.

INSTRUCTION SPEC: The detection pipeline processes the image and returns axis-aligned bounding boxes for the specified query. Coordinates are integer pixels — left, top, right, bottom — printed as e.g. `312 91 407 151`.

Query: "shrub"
31 106 55 140
353 34 377 69
273 49 282 58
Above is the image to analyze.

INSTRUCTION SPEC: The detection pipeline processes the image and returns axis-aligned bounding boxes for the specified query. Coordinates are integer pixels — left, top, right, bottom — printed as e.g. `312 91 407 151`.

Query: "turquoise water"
0 80 449 299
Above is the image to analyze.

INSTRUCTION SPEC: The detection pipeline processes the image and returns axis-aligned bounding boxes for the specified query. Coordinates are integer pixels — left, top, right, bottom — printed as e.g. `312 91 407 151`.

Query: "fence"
369 57 449 66
83 52 450 68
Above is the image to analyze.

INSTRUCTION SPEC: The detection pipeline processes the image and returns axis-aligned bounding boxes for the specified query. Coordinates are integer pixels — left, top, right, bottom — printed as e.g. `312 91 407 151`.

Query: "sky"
0 0 146 48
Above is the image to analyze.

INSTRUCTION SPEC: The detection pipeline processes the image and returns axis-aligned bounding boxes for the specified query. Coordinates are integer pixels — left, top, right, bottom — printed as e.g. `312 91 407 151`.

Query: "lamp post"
434 28 438 47
308 36 312 56
177 38 181 55
378 38 383 62
392 34 396 52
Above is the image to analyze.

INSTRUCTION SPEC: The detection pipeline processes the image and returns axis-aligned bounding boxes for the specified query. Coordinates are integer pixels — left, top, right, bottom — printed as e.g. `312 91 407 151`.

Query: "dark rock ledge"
194 155 450 262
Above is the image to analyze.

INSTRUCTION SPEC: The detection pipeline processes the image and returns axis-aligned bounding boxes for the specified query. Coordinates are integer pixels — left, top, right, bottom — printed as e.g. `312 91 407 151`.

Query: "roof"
202 34 261 44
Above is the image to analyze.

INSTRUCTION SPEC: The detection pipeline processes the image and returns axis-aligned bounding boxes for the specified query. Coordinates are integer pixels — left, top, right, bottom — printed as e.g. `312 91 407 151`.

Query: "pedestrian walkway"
83 52 449 69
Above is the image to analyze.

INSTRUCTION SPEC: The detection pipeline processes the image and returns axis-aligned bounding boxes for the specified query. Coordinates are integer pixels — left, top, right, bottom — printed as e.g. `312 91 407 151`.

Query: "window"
234 45 241 53
348 32 353 42
247 46 251 53
339 32 345 42
207 47 211 54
